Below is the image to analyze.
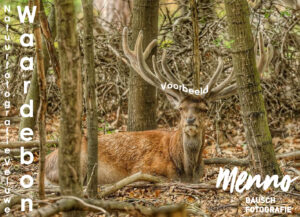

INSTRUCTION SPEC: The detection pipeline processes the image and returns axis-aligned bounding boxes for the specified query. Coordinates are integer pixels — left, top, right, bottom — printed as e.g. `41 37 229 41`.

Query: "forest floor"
0 111 299 217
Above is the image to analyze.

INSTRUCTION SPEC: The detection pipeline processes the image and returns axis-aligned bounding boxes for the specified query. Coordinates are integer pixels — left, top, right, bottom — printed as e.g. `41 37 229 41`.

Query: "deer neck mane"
169 126 205 182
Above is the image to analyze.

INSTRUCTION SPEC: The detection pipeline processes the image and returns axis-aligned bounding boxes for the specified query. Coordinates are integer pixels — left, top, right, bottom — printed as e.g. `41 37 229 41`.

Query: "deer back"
97 130 184 184
45 136 88 185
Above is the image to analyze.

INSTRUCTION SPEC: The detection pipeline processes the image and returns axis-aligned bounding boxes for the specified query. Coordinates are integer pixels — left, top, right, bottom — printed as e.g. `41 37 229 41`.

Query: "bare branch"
0 140 58 149
100 172 162 197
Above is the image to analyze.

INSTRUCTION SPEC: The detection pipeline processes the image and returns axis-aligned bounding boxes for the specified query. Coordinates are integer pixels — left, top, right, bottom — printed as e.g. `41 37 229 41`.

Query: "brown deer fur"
45 96 208 184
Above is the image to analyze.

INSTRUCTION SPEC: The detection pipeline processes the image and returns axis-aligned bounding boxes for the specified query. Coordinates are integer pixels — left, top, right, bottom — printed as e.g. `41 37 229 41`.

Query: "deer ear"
166 94 180 108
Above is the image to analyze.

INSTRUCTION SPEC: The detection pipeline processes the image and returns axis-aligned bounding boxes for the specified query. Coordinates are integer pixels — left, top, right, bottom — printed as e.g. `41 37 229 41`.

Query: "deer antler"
122 27 184 101
255 31 274 75
122 27 238 101
210 32 274 99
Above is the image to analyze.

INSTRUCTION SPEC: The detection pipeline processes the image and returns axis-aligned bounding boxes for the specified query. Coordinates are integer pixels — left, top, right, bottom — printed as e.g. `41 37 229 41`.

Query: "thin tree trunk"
33 0 47 200
224 0 282 176
127 0 159 131
55 0 84 216
190 0 201 88
19 7 56 132
82 0 98 198
40 3 60 88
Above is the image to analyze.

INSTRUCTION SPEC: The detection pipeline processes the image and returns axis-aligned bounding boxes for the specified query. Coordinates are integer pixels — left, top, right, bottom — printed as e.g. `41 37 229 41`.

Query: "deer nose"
186 117 196 125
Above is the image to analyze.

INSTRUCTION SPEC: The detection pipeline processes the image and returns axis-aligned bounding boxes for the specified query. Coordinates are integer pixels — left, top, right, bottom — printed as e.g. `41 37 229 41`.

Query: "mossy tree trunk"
19 7 56 133
55 0 84 216
224 0 282 177
127 0 159 131
82 0 98 198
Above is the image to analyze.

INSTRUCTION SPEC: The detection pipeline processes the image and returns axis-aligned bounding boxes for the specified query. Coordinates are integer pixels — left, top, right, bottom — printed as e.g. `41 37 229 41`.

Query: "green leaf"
213 36 223 47
264 12 270 18
280 10 291 17
159 39 174 48
224 40 235 49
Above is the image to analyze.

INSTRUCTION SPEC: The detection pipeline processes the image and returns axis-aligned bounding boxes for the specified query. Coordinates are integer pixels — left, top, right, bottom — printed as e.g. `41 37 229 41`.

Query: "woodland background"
0 0 299 216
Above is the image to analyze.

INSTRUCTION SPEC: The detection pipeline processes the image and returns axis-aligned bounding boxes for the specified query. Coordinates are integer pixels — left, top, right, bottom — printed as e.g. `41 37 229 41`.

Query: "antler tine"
123 27 157 64
258 31 264 57
123 27 183 100
144 44 180 88
206 57 224 93
266 44 274 73
122 28 135 62
123 28 161 88
256 32 265 74
256 31 274 75
161 50 182 85
141 35 179 88
136 33 183 100
210 69 235 95
254 37 258 57
152 55 167 83
135 31 164 88
152 55 183 99
210 83 238 101
217 83 238 99
152 55 173 85
144 40 157 59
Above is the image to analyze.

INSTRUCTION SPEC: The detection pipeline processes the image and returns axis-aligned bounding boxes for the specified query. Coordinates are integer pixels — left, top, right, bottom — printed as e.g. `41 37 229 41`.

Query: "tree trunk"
190 0 201 88
33 0 47 200
55 0 84 216
224 0 282 176
19 7 56 132
127 0 159 131
82 0 98 198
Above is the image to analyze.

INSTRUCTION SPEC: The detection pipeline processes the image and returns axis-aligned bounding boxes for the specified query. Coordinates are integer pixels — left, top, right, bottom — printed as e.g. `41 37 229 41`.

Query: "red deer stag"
45 29 272 184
